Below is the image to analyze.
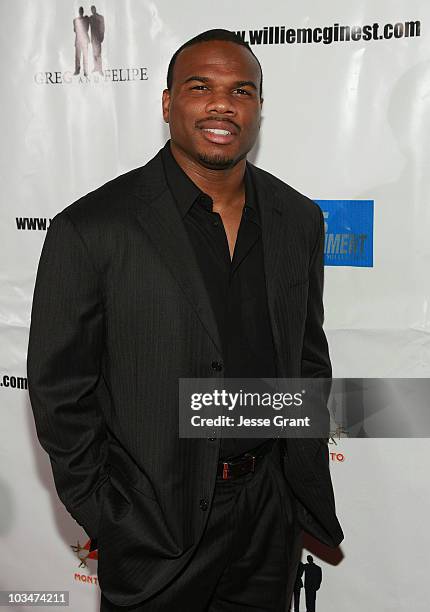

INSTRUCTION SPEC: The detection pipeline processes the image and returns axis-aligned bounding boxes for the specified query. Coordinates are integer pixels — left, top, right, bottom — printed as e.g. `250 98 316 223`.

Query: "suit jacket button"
208 438 216 441
199 498 209 511
211 361 223 371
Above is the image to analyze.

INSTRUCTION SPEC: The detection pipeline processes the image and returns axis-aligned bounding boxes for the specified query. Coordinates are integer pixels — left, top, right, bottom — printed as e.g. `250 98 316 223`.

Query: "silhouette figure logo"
292 555 322 612
33 7 148 85
73 5 105 76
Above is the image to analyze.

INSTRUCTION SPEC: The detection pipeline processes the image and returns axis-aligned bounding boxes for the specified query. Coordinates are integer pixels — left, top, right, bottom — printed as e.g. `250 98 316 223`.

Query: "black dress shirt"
161 140 277 460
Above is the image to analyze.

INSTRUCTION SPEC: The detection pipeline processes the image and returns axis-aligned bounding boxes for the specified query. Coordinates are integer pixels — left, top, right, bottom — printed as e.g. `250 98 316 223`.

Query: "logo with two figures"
34 6 148 85
73 5 105 76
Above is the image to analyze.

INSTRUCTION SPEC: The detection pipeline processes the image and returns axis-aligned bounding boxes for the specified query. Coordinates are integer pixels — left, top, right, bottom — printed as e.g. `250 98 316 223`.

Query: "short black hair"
166 29 263 99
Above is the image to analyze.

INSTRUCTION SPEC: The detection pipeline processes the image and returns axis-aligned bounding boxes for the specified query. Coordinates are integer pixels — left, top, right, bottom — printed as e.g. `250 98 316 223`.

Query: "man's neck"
169 141 246 211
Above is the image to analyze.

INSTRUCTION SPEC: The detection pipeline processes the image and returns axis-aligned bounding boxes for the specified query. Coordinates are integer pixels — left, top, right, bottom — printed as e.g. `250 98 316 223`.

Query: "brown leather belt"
216 439 276 480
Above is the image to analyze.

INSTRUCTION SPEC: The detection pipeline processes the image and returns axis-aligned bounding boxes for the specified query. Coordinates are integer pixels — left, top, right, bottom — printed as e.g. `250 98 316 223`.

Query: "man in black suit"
89 5 104 74
303 555 323 612
27 29 343 611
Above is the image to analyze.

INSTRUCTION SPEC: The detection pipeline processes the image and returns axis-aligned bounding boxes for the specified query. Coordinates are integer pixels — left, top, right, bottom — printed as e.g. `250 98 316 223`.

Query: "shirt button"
208 437 216 441
199 498 209 511
211 361 223 371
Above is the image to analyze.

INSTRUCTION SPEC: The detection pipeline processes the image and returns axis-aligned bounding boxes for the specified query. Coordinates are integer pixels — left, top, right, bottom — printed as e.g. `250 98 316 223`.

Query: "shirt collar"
160 139 260 224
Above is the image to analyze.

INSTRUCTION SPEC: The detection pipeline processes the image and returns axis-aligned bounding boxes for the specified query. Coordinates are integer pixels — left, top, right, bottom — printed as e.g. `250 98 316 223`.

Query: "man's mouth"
198 123 238 145
201 128 232 136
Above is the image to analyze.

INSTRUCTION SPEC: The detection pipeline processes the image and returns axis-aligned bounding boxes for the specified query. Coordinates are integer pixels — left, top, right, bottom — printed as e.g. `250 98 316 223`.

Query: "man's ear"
162 89 170 124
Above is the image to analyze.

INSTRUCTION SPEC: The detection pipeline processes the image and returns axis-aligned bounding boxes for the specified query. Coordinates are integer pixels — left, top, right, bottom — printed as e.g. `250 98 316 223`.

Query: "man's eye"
234 88 250 95
191 85 208 90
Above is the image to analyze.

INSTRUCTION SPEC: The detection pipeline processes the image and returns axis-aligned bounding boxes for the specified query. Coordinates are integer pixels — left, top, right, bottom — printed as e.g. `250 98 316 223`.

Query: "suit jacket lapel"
133 152 223 356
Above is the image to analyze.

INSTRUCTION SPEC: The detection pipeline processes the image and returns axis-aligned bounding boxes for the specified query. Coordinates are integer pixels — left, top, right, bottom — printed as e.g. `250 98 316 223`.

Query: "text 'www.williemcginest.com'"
234 19 421 46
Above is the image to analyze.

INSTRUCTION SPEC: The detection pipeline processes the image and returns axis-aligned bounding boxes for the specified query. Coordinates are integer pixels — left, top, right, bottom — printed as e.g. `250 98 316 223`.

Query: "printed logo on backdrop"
293 556 323 612
315 200 374 267
34 6 148 85
73 5 104 77
329 425 347 463
71 538 99 586
71 539 98 568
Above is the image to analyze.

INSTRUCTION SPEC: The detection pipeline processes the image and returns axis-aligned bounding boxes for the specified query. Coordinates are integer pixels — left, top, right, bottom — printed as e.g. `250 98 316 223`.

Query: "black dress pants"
305 588 317 612
100 440 303 611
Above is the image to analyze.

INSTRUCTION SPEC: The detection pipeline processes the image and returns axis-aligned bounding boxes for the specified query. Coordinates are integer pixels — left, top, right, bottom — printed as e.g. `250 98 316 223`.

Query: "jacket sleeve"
283 206 342 547
301 206 332 442
27 211 109 541
301 206 332 380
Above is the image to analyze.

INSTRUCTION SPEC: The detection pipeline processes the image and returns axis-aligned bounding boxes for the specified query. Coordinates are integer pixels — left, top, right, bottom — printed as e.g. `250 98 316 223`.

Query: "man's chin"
197 151 237 170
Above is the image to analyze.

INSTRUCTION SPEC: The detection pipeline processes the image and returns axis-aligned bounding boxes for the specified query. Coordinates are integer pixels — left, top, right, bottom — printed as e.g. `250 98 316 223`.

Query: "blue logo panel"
315 200 374 267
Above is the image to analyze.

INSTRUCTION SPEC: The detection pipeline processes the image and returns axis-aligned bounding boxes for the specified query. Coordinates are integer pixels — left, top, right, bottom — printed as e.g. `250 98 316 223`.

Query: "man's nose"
205 91 236 114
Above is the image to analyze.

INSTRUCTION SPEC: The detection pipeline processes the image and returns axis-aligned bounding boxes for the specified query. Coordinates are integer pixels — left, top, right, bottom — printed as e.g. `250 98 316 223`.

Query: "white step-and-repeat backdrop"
1 1 429 609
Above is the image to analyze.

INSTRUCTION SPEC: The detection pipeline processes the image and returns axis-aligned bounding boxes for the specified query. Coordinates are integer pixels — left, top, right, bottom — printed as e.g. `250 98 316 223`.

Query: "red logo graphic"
70 538 98 568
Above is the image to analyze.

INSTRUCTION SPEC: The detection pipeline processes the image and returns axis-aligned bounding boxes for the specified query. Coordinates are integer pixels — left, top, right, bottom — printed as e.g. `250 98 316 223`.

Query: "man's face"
162 40 263 170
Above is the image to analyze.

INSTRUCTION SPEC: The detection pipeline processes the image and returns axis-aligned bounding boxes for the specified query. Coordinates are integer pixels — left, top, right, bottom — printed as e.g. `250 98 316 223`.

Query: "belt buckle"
222 453 256 480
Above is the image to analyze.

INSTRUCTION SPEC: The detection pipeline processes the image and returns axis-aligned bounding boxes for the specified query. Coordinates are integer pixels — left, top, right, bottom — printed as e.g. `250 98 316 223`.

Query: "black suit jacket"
27 147 343 607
